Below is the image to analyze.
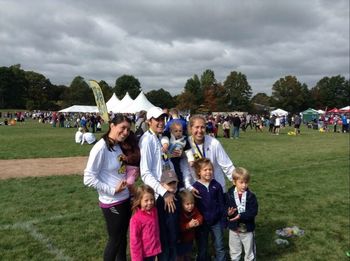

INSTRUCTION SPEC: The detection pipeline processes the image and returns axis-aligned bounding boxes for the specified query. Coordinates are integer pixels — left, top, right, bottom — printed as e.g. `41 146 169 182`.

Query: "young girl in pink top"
129 185 161 261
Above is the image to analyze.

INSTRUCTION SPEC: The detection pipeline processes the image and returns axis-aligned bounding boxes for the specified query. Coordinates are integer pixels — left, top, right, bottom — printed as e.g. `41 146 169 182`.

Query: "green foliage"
310 75 349 109
185 74 203 105
62 76 95 107
98 80 113 101
24 71 52 110
0 119 98 159
223 71 252 111
0 125 348 260
271 76 310 113
146 88 175 109
0 65 27 109
114 75 141 99
200 69 216 88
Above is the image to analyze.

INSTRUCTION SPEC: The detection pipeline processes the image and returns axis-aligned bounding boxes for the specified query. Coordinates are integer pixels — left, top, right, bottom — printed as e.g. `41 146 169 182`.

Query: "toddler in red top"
177 190 203 261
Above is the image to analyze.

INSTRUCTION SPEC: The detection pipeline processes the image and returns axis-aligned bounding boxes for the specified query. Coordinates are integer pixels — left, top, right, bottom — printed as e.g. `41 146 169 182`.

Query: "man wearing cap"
139 106 181 261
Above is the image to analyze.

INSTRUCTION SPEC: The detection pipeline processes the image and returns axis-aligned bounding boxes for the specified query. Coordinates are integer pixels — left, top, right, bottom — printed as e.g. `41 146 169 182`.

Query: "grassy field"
0 119 349 260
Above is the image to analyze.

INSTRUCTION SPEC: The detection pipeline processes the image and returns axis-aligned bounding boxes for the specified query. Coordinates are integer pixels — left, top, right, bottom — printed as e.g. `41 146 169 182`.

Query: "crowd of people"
83 107 259 261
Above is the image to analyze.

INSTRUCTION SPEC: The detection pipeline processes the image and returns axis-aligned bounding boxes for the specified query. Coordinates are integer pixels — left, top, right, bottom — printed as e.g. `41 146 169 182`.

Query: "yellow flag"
88 80 109 122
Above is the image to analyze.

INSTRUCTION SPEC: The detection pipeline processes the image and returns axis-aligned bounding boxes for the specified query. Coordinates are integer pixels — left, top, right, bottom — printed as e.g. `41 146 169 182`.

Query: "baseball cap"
160 169 178 184
147 107 166 120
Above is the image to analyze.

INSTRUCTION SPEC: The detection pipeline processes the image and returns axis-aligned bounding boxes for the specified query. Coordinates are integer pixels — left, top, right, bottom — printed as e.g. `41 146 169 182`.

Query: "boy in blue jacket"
226 167 258 261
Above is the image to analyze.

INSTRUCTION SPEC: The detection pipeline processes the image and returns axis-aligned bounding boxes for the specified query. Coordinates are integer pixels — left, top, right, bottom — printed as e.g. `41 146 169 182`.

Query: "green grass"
0 119 103 159
0 121 349 260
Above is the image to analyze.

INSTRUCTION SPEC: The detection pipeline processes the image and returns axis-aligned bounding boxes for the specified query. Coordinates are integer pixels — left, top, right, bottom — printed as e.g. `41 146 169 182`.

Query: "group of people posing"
83 107 258 261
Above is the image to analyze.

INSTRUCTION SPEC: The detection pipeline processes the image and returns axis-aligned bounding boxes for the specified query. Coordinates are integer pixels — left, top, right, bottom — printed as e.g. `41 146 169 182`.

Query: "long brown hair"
131 184 155 214
101 114 131 151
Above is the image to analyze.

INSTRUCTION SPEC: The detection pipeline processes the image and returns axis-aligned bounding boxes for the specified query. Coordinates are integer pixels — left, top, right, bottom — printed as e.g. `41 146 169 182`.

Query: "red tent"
328 108 340 113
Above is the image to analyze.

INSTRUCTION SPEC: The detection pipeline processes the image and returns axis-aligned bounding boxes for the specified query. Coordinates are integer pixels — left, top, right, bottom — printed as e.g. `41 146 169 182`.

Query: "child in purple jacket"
192 158 226 261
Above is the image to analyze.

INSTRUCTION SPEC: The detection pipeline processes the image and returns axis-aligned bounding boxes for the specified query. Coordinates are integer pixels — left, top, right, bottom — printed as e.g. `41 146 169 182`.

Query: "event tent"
302 108 319 122
327 108 340 113
270 108 288 116
317 109 325 114
59 105 98 113
116 92 134 113
340 106 350 112
106 93 120 113
129 91 156 113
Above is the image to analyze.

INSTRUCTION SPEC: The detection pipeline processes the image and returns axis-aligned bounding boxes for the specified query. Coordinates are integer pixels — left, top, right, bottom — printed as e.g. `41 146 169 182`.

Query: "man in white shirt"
81 130 97 145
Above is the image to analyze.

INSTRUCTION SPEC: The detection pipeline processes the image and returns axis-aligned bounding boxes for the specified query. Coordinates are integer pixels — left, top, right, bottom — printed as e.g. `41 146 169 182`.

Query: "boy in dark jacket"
226 167 258 261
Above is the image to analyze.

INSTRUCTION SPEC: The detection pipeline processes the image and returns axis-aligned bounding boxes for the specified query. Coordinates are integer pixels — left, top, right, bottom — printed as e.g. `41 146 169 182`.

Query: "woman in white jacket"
84 114 136 261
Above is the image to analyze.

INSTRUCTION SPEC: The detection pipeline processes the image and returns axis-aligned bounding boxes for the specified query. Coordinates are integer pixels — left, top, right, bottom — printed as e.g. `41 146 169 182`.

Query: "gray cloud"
0 0 348 95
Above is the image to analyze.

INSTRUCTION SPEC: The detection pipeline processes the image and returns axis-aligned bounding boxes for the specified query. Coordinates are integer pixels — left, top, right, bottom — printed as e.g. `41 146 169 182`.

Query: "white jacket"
183 135 235 192
84 139 129 204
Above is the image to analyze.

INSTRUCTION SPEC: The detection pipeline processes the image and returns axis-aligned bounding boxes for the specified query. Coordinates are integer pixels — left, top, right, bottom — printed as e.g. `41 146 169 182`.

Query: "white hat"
147 107 166 120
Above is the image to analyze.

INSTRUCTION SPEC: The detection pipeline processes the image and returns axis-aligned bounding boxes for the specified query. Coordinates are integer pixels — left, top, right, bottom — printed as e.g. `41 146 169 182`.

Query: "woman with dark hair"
84 114 136 261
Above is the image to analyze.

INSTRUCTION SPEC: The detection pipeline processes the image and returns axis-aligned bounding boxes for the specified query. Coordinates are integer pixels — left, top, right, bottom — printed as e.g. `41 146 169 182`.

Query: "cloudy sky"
0 0 349 95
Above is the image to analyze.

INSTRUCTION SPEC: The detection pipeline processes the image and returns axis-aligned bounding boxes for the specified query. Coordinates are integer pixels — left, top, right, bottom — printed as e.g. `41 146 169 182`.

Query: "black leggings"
101 200 131 261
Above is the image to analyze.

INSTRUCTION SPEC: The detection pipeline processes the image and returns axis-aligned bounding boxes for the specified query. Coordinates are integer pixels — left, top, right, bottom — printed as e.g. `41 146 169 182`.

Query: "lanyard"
190 136 205 159
233 188 247 214
148 129 169 165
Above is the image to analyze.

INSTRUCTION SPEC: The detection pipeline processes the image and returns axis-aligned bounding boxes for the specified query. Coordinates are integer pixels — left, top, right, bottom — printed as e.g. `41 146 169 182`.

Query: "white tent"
59 105 99 113
270 108 288 116
106 93 121 113
317 109 326 114
340 105 350 111
115 92 134 113
128 91 156 113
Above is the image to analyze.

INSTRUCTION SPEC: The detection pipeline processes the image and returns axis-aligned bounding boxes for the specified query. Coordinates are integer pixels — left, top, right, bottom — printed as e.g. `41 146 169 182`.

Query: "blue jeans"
196 222 226 261
232 127 240 138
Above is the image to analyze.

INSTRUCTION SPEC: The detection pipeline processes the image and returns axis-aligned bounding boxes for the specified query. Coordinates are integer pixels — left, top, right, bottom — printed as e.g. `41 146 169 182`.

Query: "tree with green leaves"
223 71 252 111
184 74 202 106
146 88 175 109
114 75 141 99
98 80 113 101
200 69 216 88
62 76 95 107
0 65 27 109
271 75 310 113
24 71 53 110
310 75 349 109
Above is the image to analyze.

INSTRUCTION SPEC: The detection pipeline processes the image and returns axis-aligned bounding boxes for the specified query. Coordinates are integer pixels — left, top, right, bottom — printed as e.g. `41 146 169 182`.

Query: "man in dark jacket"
231 114 241 139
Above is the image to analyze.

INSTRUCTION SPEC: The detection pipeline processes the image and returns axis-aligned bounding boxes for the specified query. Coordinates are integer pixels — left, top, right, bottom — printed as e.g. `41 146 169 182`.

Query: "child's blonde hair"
131 184 155 214
170 121 183 132
232 167 251 183
192 158 213 179
179 189 194 204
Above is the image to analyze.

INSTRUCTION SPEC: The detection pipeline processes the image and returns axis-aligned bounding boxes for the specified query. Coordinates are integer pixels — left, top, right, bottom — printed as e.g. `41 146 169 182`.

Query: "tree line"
0 64 348 114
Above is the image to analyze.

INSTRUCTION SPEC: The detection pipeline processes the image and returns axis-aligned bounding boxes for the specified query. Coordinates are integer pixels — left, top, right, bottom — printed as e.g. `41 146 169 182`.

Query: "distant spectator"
75 127 84 144
81 129 97 145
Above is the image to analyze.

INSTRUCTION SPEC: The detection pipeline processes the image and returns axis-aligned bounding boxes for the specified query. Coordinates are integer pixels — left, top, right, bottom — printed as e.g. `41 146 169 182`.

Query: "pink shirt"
129 207 161 261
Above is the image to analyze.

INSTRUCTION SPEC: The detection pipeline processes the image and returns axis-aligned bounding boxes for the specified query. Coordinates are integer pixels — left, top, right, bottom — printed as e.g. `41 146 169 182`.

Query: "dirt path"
0 156 88 179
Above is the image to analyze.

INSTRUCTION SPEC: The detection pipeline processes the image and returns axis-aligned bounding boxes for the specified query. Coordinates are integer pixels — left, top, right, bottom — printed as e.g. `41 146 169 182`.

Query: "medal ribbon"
234 188 247 214
190 136 205 159
148 129 169 166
